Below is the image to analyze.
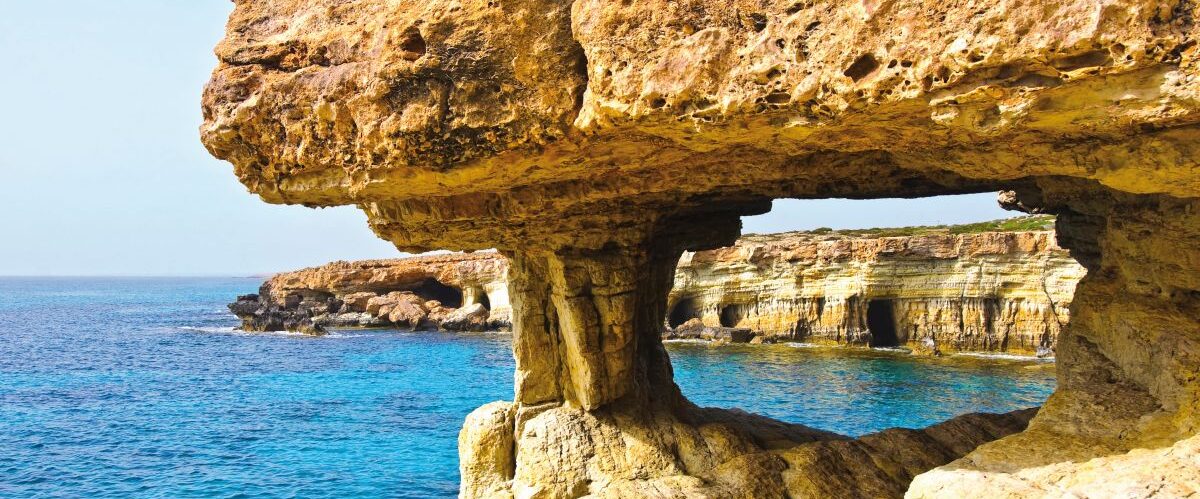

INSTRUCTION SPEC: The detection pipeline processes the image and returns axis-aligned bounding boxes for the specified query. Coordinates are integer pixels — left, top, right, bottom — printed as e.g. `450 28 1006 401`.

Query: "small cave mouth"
412 278 463 308
668 297 701 328
478 289 491 310
866 299 899 347
719 304 745 328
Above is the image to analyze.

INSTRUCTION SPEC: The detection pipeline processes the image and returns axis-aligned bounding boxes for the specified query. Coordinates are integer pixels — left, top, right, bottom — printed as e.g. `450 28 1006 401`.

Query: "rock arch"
203 1 1200 496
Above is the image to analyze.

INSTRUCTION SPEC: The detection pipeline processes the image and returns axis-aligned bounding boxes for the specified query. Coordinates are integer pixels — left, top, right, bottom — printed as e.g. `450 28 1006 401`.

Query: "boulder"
340 292 377 313
441 303 490 332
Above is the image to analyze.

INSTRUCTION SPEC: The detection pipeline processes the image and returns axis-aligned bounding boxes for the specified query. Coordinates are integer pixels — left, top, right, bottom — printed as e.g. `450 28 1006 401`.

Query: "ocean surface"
0 277 1055 497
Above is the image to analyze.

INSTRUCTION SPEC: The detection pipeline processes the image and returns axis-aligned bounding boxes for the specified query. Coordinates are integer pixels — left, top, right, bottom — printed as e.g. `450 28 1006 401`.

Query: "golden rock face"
673 229 1085 354
203 0 1200 250
202 0 1200 496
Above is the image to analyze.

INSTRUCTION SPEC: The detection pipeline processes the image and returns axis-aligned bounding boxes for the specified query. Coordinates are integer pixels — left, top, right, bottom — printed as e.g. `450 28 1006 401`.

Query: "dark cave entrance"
719 304 745 328
668 297 700 328
866 299 899 347
477 289 491 310
412 278 463 308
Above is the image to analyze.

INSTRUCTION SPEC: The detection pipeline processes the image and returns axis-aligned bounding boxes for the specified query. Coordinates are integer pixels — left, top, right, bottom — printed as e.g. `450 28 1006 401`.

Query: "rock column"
506 245 681 410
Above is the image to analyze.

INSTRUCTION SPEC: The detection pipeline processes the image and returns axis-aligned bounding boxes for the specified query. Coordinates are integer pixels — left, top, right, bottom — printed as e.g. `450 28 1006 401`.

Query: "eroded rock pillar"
506 244 684 410
459 208 767 497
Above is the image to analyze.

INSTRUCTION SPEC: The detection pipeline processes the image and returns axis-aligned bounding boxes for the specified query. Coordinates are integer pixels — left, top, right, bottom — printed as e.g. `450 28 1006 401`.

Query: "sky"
0 2 1013 276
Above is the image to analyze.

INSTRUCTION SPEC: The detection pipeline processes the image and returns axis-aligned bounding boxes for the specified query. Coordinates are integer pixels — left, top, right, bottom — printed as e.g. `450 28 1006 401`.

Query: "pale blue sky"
0 2 1012 276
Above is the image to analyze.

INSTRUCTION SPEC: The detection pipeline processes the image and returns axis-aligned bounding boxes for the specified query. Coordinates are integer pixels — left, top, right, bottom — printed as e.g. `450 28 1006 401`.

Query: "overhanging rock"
203 1 1200 496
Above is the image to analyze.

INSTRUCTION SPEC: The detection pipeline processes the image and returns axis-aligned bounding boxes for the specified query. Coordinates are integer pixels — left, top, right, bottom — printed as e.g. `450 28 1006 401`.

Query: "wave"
783 342 827 349
953 351 1053 362
177 325 372 340
177 326 239 334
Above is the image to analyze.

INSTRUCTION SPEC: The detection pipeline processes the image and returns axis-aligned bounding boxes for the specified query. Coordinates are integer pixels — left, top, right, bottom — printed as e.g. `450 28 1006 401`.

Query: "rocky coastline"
229 252 510 335
202 1 1200 494
670 218 1084 356
232 217 1082 357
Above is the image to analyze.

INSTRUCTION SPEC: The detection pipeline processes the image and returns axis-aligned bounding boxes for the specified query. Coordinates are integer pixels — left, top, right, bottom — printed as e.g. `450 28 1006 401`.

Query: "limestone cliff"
240 222 1083 358
672 224 1084 355
203 1 1200 497
231 252 510 334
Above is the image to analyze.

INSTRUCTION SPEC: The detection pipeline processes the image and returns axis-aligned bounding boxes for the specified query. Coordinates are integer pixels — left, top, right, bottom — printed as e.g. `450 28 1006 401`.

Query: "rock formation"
202 0 1200 496
230 252 510 334
241 221 1083 359
672 222 1084 355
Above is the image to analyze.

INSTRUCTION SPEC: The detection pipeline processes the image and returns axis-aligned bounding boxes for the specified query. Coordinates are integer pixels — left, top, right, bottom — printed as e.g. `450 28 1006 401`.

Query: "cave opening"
668 297 700 328
478 289 491 310
411 278 463 308
866 299 899 347
719 303 745 328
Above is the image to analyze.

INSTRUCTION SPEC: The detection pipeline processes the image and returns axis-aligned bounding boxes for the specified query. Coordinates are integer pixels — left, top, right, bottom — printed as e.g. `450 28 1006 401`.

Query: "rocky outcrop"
230 252 510 334
203 1 1200 497
240 222 1081 357
672 224 1084 355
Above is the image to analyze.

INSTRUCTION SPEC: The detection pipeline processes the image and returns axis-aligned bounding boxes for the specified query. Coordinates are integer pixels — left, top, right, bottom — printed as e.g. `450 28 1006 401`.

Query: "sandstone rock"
672 225 1083 355
910 337 942 357
364 293 399 317
441 303 489 332
459 402 516 499
670 318 756 343
385 293 429 329
340 292 377 313
227 253 511 333
203 0 1200 496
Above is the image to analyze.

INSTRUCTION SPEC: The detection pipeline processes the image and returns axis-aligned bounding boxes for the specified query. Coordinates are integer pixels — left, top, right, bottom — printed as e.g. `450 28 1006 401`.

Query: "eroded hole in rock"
668 297 701 328
719 303 745 327
411 278 463 307
399 28 427 61
866 299 899 347
844 53 880 82
1051 49 1112 72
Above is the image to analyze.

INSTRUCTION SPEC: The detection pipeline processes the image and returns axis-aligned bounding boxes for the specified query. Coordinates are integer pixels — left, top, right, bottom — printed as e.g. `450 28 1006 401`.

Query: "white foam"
177 326 239 334
954 351 1053 362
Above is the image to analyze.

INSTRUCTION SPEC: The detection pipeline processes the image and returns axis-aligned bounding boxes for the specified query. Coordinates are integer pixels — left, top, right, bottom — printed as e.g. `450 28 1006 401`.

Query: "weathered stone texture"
203 0 1200 496
230 252 511 333
672 227 1084 355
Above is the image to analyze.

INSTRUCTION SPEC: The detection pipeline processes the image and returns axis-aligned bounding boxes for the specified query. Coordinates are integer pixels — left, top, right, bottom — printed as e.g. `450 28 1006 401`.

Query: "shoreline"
213 322 1057 362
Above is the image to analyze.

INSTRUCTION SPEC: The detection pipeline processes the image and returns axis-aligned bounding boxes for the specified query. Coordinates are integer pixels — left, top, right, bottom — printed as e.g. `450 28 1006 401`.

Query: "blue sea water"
0 277 1055 497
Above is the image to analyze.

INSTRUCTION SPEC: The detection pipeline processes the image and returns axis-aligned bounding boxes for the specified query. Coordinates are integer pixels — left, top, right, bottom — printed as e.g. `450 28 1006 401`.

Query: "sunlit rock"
203 0 1200 496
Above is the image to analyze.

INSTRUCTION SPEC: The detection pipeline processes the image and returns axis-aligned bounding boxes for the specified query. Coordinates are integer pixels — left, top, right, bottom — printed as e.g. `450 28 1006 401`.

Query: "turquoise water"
0 277 1055 497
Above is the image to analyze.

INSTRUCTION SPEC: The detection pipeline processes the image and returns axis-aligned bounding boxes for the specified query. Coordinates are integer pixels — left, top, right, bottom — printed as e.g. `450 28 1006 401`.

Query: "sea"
0 277 1055 497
